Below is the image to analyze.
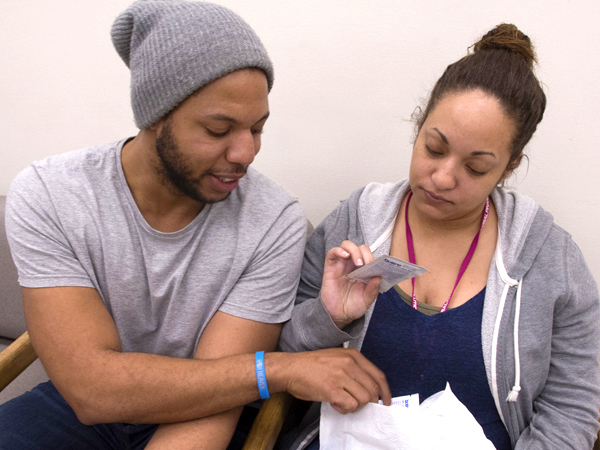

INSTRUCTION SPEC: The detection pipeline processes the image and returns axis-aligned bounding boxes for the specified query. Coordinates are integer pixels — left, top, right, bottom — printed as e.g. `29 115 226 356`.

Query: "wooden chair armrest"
242 392 295 450
0 331 38 393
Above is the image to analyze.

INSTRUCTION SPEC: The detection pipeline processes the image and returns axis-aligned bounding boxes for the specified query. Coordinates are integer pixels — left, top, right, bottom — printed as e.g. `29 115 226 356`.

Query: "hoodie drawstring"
494 236 523 403
505 279 522 402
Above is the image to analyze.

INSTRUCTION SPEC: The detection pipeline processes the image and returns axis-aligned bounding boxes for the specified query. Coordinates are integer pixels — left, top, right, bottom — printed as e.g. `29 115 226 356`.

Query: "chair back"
0 195 27 340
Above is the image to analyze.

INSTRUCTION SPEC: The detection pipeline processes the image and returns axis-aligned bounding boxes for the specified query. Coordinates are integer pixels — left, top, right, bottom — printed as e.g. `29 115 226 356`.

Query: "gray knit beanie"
111 0 274 129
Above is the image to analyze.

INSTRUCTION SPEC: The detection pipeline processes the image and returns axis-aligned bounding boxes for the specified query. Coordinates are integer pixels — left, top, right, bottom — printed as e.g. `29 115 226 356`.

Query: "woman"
279 24 600 449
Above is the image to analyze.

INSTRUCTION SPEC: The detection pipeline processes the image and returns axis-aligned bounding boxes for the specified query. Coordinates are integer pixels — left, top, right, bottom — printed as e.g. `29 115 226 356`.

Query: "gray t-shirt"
6 139 306 358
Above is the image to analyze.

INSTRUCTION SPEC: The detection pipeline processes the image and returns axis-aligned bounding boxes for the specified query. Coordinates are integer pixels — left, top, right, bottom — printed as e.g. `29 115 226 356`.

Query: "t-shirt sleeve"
217 200 307 324
6 166 95 289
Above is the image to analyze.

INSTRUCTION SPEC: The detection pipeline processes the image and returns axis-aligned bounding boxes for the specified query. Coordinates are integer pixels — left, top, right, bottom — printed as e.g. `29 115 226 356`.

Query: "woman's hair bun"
473 23 537 68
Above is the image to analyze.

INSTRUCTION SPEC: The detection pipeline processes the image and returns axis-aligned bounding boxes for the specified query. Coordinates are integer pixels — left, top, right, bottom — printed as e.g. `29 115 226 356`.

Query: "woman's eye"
251 129 264 136
426 145 442 156
206 128 229 138
467 166 487 176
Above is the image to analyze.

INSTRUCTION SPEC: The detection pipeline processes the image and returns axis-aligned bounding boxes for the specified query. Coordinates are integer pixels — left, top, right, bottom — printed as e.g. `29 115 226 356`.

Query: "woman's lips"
422 188 452 204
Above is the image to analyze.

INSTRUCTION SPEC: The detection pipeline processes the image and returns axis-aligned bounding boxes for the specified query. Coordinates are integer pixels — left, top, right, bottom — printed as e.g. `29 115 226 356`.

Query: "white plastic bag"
320 383 496 450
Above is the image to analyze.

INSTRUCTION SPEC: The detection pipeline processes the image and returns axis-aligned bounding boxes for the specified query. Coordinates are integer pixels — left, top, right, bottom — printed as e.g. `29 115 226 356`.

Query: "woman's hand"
320 241 381 329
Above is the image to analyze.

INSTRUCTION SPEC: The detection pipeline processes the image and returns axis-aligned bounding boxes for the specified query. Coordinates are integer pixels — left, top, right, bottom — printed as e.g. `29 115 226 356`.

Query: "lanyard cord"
405 190 490 312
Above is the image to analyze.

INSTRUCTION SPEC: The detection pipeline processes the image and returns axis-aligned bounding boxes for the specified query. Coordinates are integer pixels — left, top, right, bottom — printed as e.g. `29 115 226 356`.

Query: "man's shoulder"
241 167 298 203
33 140 121 177
7 139 128 231
12 140 120 184
209 167 305 240
232 167 303 218
9 140 124 199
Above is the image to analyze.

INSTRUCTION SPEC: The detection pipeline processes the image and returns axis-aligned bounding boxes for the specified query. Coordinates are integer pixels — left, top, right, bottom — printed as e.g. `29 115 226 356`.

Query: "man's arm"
24 286 259 425
24 286 390 426
145 311 281 449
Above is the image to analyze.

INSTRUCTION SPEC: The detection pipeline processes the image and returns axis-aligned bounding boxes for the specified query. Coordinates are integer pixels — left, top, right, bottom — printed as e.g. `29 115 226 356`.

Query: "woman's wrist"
320 292 350 329
333 317 352 330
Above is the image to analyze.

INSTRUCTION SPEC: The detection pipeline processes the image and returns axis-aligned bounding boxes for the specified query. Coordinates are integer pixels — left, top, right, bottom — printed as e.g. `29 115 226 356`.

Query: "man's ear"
149 111 174 136
148 119 162 133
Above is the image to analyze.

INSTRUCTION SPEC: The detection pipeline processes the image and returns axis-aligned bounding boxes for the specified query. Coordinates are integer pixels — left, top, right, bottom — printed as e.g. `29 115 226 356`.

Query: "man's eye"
206 128 229 137
251 129 264 136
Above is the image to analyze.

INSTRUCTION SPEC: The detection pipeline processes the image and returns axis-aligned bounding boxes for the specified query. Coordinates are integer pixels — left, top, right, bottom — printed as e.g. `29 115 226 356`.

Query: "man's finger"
329 390 359 415
339 377 376 411
350 351 391 406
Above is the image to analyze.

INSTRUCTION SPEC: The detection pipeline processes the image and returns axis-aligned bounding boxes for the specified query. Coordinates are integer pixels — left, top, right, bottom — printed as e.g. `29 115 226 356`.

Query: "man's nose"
226 131 257 166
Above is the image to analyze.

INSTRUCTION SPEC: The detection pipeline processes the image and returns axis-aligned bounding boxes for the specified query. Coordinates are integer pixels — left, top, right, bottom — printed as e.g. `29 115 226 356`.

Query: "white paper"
346 255 428 293
378 393 420 409
320 383 496 450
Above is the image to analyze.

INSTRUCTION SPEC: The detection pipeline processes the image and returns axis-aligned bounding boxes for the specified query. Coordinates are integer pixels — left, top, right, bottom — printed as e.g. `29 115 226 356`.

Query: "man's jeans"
0 381 256 449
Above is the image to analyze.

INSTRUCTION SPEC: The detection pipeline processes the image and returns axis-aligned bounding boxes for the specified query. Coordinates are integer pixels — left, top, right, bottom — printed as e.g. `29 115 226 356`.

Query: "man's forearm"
57 347 391 425
145 407 244 450
59 350 263 425
25 286 390 425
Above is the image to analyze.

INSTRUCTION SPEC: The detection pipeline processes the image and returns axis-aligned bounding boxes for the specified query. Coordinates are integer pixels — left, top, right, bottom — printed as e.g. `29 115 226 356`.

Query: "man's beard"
154 118 229 204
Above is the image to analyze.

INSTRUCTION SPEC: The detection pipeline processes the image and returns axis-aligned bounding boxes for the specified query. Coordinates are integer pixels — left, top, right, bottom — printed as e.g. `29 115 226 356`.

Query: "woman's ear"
499 154 523 185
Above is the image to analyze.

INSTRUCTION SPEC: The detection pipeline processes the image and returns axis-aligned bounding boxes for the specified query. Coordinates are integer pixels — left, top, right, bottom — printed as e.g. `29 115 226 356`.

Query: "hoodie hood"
354 179 555 280
355 180 553 267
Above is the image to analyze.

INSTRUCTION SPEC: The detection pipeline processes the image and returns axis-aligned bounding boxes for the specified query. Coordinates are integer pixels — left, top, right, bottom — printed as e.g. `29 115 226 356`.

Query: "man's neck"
121 131 204 232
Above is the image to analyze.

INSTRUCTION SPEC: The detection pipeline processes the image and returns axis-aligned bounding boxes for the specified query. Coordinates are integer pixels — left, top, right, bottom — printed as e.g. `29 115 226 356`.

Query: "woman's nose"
431 160 457 190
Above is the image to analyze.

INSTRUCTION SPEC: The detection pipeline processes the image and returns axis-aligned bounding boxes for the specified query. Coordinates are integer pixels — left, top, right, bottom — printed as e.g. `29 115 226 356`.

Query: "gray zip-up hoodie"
280 180 600 450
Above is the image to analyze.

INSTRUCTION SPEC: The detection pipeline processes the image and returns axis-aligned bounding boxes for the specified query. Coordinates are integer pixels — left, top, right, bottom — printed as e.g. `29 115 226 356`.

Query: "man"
0 1 389 449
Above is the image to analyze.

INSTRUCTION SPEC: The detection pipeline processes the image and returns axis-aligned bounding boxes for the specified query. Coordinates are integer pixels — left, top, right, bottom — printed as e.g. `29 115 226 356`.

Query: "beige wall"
1 0 599 282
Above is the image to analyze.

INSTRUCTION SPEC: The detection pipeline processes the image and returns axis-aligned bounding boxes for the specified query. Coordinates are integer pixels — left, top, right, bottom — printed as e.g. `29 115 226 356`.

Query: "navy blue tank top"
360 287 511 449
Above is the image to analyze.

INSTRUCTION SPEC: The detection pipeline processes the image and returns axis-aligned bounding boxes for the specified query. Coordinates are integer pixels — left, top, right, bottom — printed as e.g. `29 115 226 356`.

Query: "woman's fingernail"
357 258 364 266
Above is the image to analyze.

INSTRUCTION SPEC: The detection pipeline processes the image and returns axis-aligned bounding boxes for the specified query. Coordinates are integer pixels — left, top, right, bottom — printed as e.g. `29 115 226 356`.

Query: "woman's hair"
415 24 546 170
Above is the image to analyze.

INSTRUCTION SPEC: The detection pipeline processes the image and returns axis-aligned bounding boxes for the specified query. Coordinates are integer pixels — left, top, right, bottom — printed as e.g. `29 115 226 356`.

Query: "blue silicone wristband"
255 351 270 399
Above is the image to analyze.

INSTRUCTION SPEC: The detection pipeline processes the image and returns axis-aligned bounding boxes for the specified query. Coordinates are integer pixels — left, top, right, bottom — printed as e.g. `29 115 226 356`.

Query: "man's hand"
320 241 381 329
268 348 391 414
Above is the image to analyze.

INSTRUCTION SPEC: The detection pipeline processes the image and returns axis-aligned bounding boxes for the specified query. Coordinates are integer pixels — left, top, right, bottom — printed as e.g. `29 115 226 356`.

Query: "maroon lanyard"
405 190 490 312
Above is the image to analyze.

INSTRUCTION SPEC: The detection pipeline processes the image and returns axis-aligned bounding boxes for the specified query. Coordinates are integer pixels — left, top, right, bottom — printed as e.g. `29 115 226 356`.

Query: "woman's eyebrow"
432 127 496 158
432 127 449 144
